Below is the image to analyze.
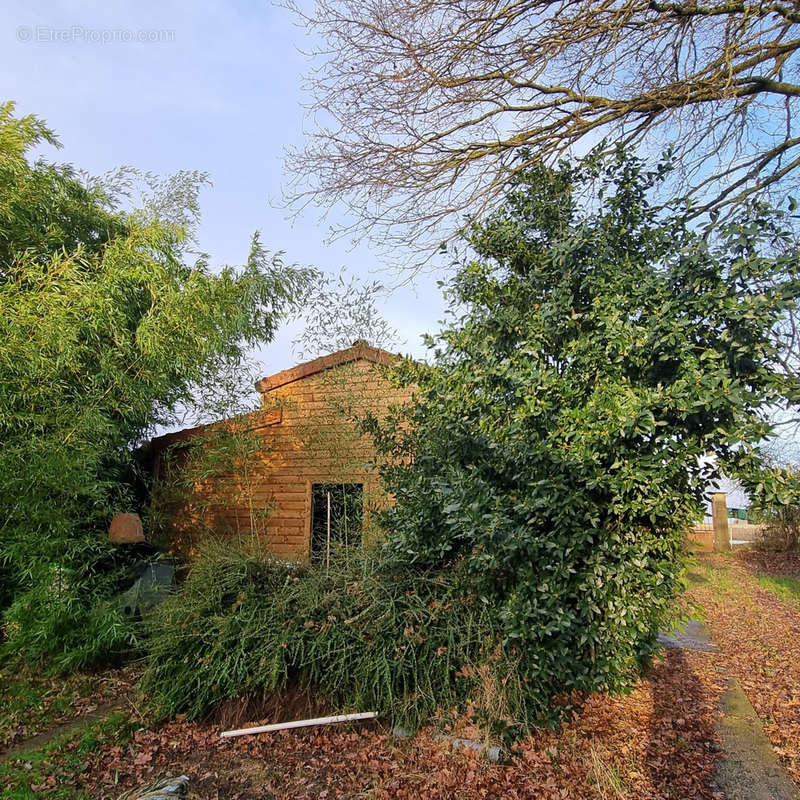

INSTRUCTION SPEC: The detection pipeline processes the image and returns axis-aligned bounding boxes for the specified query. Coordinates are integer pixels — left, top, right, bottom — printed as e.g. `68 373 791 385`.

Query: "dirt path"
659 613 798 798
689 554 800 788
0 700 123 763
715 679 800 800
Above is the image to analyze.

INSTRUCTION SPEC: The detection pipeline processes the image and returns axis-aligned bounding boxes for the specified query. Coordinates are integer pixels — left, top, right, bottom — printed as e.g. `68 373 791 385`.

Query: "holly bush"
368 150 800 709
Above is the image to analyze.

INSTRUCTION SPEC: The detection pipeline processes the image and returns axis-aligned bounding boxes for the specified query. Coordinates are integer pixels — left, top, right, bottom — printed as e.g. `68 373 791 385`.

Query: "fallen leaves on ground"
688 552 800 786
23 552 800 799
65 647 724 800
738 550 800 578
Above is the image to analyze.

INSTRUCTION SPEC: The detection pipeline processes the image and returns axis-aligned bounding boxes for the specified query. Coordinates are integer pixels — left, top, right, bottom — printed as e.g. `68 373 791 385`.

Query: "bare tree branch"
284 0 800 255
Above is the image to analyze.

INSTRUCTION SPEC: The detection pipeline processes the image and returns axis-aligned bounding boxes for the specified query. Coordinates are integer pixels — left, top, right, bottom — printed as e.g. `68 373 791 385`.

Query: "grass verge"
755 575 800 609
0 712 136 799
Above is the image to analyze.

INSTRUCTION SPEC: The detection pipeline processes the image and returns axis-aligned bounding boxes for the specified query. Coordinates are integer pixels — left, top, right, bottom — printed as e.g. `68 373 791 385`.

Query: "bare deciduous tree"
286 0 800 250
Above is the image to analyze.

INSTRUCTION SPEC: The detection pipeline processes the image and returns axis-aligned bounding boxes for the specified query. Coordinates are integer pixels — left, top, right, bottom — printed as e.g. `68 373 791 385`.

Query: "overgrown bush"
749 464 800 550
143 542 534 735
365 150 800 707
755 505 800 551
0 577 137 671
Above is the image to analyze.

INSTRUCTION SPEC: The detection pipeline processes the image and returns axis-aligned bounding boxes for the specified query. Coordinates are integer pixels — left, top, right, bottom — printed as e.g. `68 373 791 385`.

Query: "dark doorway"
310 483 363 565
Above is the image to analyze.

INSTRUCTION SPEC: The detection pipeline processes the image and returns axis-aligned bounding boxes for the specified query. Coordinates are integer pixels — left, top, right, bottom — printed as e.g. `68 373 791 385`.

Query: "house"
148 341 412 561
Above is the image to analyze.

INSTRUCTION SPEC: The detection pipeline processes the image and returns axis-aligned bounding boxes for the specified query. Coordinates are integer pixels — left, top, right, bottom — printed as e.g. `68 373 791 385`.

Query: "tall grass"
143 541 535 734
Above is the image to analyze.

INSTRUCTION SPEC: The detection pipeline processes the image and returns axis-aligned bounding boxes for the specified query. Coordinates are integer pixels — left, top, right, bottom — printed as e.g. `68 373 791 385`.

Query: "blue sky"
1 0 447 378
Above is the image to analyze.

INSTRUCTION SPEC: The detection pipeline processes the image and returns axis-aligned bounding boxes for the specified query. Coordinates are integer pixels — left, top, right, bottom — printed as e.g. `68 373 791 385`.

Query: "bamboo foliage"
0 102 311 667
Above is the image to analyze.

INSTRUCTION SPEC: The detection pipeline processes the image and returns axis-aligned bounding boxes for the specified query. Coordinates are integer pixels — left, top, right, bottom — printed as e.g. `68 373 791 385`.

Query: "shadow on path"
646 647 718 799
649 618 800 800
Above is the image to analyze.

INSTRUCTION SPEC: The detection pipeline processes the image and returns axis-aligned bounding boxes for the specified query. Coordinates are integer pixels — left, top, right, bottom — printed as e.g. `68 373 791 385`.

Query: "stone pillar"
712 493 731 552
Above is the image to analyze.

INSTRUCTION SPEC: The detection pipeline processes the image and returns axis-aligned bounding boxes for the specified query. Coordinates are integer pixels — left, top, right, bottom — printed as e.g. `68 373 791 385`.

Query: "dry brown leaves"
688 552 800 786
737 551 800 578
23 554 799 798
74 647 725 800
